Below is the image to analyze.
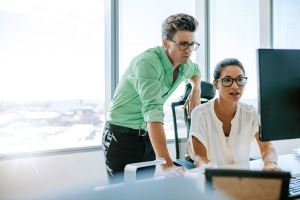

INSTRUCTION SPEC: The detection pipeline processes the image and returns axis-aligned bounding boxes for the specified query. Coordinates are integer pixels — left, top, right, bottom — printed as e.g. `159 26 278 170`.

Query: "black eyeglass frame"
217 77 248 87
168 39 200 51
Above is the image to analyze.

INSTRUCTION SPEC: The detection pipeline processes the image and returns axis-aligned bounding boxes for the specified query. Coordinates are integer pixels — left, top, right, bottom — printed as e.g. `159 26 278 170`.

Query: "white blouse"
188 100 259 165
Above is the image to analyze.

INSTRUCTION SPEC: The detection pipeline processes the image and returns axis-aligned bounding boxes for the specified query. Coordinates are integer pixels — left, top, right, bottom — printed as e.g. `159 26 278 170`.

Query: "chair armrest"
173 159 196 170
124 159 166 185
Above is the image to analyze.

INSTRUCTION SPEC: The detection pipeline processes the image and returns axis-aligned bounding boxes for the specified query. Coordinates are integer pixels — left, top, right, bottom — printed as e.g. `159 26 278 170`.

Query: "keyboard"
289 176 300 198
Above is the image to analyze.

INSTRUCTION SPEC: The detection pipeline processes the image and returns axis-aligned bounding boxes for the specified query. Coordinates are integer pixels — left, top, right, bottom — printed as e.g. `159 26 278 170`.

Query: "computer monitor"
257 49 300 141
205 168 291 200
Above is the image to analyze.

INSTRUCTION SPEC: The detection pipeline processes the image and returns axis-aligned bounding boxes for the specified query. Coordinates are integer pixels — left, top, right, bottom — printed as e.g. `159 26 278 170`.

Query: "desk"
92 155 300 200
215 154 300 177
193 154 300 200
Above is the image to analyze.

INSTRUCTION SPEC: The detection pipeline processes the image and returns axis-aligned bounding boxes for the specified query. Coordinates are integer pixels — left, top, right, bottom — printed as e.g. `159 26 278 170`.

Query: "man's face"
163 30 195 67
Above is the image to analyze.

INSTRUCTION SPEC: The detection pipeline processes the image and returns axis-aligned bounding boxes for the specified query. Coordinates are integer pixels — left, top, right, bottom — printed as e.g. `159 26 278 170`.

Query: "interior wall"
0 144 176 200
0 151 107 200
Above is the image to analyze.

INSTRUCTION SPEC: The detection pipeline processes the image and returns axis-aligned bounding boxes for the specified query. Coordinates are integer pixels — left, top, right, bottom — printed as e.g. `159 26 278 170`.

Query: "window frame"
0 0 274 158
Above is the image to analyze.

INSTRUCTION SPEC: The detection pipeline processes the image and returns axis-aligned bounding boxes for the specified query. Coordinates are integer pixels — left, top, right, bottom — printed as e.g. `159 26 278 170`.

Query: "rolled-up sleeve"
128 59 165 124
183 61 201 80
189 108 208 149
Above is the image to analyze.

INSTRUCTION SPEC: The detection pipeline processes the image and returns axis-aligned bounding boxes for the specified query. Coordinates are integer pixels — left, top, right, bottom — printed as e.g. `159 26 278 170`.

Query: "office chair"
171 81 215 167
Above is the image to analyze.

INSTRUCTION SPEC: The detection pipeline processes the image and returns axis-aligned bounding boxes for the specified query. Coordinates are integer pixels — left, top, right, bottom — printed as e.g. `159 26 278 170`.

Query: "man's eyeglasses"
169 39 200 51
217 77 248 87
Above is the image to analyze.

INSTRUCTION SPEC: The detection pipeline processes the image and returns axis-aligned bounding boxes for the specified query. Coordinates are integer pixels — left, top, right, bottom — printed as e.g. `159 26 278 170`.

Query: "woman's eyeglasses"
217 77 248 87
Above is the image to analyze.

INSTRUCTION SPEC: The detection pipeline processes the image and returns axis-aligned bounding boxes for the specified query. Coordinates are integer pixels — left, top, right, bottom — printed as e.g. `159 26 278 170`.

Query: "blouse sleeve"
251 108 259 137
189 106 208 149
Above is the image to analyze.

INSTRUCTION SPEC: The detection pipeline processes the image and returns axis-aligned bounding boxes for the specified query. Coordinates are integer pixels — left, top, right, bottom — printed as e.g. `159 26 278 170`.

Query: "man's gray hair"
161 13 198 40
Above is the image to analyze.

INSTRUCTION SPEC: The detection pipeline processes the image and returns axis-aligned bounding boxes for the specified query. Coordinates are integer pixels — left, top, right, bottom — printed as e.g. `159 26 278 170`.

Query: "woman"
188 58 279 170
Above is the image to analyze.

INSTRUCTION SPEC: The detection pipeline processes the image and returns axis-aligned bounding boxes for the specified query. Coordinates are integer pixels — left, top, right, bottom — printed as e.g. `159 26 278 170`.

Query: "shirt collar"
159 46 175 71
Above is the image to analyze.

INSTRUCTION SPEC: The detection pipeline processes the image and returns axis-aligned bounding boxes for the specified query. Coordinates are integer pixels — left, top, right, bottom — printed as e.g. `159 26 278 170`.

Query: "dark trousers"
102 123 156 184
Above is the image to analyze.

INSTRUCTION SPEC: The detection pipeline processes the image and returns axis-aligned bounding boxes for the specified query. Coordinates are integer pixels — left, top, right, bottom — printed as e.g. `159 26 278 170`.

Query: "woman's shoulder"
193 100 214 115
238 102 258 115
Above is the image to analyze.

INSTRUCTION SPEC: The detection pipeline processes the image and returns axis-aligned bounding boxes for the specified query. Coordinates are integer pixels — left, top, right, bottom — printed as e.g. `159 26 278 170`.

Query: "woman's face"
214 65 246 103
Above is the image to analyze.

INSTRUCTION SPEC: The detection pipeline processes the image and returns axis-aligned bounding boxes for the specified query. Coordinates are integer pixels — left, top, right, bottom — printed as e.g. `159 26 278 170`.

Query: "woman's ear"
213 80 218 89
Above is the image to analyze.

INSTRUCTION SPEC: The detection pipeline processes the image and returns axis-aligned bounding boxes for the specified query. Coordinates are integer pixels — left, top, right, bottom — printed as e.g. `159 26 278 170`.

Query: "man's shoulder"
135 46 162 60
131 47 163 70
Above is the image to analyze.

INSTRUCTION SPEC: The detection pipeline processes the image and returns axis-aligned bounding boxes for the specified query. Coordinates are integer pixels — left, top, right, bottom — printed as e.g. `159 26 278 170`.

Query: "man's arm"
147 122 174 169
185 75 201 117
255 133 280 170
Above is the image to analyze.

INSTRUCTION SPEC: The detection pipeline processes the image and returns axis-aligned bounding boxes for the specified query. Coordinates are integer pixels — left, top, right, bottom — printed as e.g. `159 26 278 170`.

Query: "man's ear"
162 38 168 49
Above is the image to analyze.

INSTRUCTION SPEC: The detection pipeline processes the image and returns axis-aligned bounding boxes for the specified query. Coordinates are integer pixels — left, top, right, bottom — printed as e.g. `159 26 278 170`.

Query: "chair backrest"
181 81 216 103
182 81 216 136
171 81 215 159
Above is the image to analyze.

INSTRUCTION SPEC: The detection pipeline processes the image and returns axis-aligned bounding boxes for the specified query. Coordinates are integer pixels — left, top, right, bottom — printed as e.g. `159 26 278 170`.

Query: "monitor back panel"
205 168 291 200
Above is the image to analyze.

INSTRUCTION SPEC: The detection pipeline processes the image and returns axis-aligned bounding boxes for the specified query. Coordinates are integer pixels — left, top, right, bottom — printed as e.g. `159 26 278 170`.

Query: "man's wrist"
162 163 175 171
157 157 174 170
191 88 201 101
191 87 200 94
163 160 175 168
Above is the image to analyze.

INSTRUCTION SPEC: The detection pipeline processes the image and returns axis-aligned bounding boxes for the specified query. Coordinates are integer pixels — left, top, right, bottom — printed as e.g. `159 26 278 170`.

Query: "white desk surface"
92 155 300 200
215 154 300 177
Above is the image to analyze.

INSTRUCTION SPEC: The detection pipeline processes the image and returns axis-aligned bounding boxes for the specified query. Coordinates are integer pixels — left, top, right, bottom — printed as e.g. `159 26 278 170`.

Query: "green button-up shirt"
107 46 201 130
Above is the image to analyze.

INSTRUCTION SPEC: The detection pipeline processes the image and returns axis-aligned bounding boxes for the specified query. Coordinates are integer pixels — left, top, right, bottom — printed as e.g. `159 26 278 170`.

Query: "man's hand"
186 75 201 117
147 122 174 169
184 87 200 118
162 164 186 177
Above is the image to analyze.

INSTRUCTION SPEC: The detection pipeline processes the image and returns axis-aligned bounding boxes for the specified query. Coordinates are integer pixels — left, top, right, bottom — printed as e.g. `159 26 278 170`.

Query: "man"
103 13 201 183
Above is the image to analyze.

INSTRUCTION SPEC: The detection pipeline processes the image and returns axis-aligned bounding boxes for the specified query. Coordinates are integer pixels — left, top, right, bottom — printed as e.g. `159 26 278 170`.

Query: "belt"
105 122 148 136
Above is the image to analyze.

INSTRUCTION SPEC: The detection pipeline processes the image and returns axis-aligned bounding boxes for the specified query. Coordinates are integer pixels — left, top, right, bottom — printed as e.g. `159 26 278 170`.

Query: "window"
0 0 105 154
119 0 197 139
209 0 260 106
273 0 300 48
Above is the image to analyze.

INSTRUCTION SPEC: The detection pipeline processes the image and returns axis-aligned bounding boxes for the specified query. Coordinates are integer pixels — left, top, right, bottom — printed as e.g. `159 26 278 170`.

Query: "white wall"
0 151 107 200
0 144 176 200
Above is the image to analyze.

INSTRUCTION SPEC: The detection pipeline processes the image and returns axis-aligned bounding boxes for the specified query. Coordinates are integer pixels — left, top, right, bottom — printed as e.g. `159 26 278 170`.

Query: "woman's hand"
263 161 281 171
194 155 210 168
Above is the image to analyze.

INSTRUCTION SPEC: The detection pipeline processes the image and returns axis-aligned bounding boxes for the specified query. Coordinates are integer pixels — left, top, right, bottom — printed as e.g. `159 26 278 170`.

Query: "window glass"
209 0 259 107
119 0 196 139
273 0 300 48
0 0 105 154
